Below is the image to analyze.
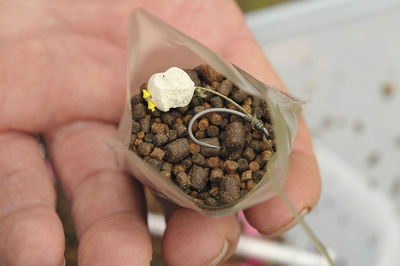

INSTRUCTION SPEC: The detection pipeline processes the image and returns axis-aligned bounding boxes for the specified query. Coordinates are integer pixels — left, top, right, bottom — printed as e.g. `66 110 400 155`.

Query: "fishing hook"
188 107 270 149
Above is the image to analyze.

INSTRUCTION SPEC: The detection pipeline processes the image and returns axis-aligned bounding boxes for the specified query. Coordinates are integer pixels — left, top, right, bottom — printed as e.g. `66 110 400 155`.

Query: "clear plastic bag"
114 9 303 217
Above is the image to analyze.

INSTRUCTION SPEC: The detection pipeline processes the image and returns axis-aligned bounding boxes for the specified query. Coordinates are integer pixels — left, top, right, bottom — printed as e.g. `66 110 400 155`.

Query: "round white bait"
147 67 195 112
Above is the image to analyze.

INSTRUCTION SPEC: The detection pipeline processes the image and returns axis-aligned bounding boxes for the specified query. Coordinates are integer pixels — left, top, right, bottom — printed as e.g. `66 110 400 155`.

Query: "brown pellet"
198 192 210 200
191 120 198 133
166 130 177 142
200 138 221 157
261 150 272 163
260 141 269 151
139 115 151 133
153 133 169 146
183 115 193 125
161 112 176 127
231 88 249 103
151 123 169 135
173 164 186 175
242 147 256 162
198 118 209 131
226 102 239 111
165 138 189 163
241 170 252 181
176 172 191 190
150 147 165 161
192 153 207 167
185 69 201 86
132 103 147 120
138 142 154 156
203 102 212 109
181 158 193 169
132 121 141 133
218 79 233 96
144 133 154 143
208 113 222 126
162 162 173 173
137 131 145 140
245 133 253 145
210 168 224 182
131 94 143 105
253 170 265 183
224 160 239 174
219 174 240 204
174 124 187 137
190 190 199 198
224 122 246 150
175 117 184 125
249 161 260 172
195 130 206 139
240 182 246 190
243 104 252 114
194 106 206 114
207 157 222 168
190 166 209 191
220 118 229 129
210 96 224 108
134 138 143 146
190 96 202 108
206 125 219 137
228 152 241 161
151 110 161 118
210 186 219 197
250 140 261 152
246 180 257 191
189 142 200 155
199 64 224 83
237 158 249 172
178 105 189 114
244 97 252 106
252 130 262 140
205 197 217 206
211 81 220 89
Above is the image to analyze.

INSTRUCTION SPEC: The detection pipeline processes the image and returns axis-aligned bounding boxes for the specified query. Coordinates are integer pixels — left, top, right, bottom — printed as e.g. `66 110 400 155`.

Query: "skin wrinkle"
0 205 65 266
45 121 120 197
0 169 55 219
78 213 152 265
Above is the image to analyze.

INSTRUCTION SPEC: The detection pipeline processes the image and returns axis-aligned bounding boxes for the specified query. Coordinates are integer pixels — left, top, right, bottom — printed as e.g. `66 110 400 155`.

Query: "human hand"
0 1 320 265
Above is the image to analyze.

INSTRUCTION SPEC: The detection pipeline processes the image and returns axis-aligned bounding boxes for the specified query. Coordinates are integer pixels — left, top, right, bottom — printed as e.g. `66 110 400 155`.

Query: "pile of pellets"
130 65 275 208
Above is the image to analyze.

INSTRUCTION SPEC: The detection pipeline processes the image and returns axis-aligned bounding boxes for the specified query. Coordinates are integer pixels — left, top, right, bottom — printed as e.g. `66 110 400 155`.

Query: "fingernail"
209 239 229 266
63 257 66 266
267 207 310 237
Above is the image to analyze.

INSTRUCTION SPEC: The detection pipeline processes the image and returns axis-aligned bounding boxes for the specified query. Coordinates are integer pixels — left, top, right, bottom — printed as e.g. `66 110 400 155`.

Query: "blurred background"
240 0 400 265
59 0 400 265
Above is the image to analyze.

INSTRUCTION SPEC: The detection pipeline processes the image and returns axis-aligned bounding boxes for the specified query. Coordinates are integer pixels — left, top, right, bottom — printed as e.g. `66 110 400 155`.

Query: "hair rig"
188 86 271 150
142 67 272 151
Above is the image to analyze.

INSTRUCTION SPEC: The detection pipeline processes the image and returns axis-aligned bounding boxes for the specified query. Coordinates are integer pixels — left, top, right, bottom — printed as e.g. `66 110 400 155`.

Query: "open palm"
0 1 320 265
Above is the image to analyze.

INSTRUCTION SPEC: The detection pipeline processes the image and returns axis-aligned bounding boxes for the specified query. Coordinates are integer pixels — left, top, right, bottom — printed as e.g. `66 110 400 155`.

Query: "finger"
162 202 241 266
0 132 64 265
214 15 322 235
244 118 321 235
44 121 152 265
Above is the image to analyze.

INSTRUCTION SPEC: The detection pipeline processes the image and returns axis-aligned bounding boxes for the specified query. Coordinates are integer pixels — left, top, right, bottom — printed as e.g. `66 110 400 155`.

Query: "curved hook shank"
188 108 247 149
